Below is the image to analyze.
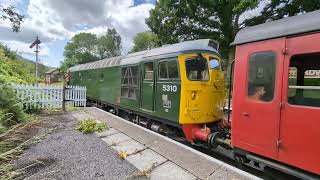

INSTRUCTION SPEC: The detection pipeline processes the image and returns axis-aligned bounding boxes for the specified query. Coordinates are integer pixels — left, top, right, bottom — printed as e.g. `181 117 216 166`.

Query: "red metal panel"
279 33 320 175
231 38 285 160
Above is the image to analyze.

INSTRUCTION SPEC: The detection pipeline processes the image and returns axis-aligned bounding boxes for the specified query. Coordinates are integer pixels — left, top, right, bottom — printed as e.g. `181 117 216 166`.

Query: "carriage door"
233 38 285 160
141 62 155 111
279 33 320 175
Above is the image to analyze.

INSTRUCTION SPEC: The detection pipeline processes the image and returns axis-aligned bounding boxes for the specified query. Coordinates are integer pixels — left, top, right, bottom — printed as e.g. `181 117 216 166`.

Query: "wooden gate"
12 84 87 109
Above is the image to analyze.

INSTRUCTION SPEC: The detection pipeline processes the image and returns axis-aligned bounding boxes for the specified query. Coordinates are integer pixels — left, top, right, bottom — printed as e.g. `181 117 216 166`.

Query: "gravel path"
13 112 142 180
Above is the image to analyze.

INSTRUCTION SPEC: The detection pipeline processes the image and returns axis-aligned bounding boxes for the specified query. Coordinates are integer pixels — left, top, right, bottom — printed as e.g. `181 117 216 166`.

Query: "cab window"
288 53 320 107
185 57 209 81
209 57 221 70
159 60 179 79
247 51 276 102
144 62 153 80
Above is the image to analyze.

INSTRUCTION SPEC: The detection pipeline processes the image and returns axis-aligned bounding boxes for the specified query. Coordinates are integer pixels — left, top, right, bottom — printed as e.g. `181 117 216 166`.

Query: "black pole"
227 60 235 122
62 77 66 112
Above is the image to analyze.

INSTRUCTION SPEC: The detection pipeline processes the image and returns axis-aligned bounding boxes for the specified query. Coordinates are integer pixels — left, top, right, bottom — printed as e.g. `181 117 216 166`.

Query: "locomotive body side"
69 39 224 130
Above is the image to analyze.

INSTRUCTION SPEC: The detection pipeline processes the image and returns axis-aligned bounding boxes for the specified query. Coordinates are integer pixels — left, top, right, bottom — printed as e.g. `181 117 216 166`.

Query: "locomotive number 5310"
162 85 177 92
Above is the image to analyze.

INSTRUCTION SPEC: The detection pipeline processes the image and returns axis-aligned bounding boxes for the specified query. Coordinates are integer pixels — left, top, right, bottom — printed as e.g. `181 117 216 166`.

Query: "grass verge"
0 117 53 180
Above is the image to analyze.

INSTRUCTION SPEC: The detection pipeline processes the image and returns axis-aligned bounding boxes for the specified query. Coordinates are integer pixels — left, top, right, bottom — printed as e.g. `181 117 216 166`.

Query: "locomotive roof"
231 10 320 45
68 39 219 72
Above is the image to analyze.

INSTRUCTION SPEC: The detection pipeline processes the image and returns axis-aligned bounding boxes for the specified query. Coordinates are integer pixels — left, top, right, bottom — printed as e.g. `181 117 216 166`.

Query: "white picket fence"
12 84 87 109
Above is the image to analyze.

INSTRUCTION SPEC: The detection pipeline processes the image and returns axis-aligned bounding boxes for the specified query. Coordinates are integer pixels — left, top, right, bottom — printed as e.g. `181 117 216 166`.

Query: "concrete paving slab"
208 165 253 180
96 128 120 138
101 133 131 146
81 108 261 180
147 136 223 179
126 149 167 171
82 108 222 179
111 139 146 155
71 111 92 121
150 161 197 180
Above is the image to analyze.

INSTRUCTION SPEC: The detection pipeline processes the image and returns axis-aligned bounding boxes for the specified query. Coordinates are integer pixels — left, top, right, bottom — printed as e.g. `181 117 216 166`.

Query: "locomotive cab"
178 52 225 144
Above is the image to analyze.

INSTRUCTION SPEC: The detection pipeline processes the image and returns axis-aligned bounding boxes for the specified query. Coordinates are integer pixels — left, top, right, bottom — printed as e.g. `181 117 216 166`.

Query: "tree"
97 28 122 59
61 32 99 71
130 31 160 53
147 0 320 66
0 5 25 32
61 29 123 71
243 0 320 26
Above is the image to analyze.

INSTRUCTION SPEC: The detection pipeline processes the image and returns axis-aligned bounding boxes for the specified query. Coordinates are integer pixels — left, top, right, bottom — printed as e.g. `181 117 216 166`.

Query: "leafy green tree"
0 4 25 32
0 44 49 83
130 31 160 53
147 0 320 66
243 0 320 26
61 29 122 71
97 28 122 59
61 32 99 71
147 0 259 64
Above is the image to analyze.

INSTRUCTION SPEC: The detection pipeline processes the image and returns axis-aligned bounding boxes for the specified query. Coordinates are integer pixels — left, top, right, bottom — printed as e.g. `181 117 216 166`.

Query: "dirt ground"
0 111 142 180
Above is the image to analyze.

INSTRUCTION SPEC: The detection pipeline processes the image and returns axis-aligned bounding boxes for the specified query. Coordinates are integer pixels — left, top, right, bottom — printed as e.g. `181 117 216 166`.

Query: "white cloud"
0 0 155 62
78 1 154 53
1 40 49 56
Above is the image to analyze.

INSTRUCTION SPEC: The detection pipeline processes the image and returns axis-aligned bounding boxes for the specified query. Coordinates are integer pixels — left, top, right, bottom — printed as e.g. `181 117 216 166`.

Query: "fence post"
62 79 66 111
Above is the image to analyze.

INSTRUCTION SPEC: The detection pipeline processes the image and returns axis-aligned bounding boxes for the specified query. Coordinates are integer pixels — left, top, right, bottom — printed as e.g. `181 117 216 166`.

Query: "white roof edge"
69 39 219 72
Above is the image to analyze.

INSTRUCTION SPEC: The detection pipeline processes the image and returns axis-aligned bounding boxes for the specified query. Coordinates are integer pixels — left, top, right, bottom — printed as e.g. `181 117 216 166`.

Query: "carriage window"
159 60 179 79
248 52 276 102
144 62 153 80
121 66 138 99
288 53 320 107
185 57 209 81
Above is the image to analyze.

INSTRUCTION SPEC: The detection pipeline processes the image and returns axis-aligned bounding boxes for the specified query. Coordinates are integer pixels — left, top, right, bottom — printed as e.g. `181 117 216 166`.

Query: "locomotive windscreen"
185 57 209 81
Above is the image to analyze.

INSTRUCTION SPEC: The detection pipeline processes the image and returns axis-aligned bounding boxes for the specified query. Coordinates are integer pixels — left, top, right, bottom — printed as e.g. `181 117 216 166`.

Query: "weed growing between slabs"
76 119 108 134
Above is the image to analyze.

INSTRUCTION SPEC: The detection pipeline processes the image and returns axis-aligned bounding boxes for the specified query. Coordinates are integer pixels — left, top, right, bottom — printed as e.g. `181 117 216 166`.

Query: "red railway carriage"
231 10 320 178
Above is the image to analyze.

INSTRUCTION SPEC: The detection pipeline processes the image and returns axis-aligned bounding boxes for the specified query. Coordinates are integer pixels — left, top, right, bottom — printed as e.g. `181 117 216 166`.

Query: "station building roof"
231 10 320 45
68 39 219 72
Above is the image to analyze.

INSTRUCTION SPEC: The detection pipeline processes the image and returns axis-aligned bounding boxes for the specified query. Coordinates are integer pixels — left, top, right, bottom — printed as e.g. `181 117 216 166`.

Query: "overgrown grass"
0 119 43 180
76 119 108 134
0 81 28 134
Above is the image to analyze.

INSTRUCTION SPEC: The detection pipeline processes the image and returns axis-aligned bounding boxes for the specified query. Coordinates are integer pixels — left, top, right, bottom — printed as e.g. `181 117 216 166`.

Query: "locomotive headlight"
191 91 196 100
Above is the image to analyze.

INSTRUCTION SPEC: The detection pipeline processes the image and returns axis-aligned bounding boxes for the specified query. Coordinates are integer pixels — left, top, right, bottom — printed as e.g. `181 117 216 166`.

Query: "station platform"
71 107 261 180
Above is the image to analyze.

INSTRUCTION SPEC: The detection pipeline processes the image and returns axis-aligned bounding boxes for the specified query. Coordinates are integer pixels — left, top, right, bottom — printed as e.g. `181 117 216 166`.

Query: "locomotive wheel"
208 132 220 149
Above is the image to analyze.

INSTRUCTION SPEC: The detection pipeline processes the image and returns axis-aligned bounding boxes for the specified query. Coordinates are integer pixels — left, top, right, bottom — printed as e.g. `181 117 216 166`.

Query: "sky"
0 0 156 67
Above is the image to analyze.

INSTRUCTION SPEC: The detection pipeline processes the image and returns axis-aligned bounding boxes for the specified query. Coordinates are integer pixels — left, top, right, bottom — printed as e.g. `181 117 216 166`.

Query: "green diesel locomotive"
69 39 225 145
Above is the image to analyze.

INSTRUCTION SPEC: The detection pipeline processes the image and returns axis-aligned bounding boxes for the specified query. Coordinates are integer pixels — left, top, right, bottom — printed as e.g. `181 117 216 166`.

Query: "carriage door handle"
149 83 153 87
242 112 250 117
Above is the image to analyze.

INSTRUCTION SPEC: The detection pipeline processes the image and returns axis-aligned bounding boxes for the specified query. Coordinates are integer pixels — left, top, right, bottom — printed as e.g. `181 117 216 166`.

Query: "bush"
76 119 108 134
0 79 26 129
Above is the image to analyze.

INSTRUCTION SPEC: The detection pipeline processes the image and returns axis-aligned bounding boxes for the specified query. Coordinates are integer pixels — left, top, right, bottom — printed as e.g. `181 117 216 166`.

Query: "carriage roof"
231 10 320 45
68 39 219 72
